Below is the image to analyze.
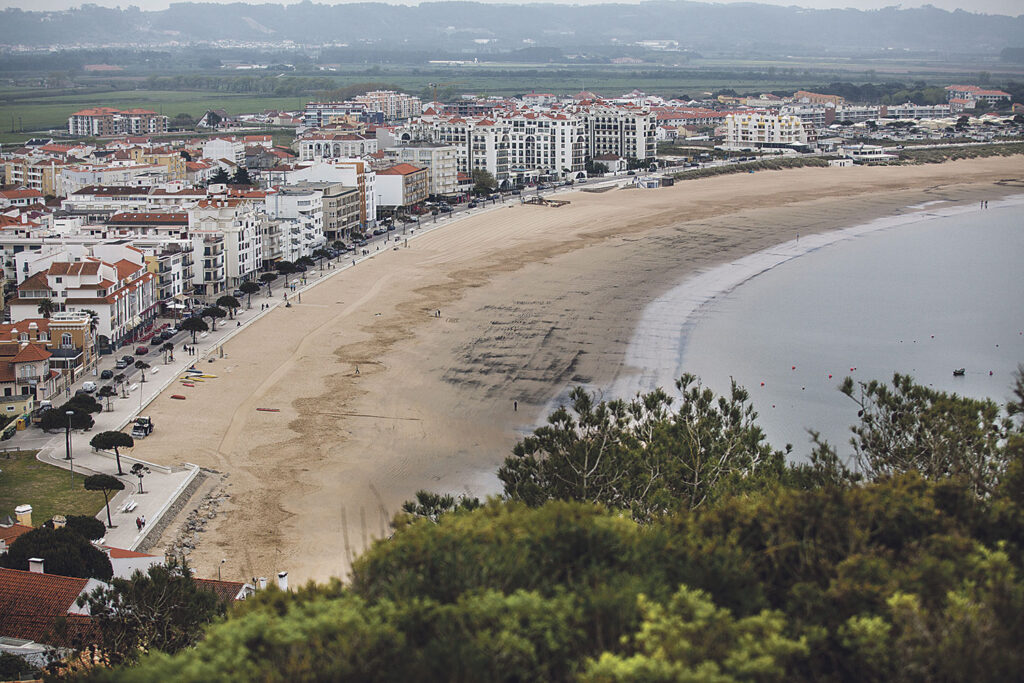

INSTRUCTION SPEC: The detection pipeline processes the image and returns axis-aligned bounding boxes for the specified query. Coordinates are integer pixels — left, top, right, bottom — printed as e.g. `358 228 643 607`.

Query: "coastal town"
1 69 1023 675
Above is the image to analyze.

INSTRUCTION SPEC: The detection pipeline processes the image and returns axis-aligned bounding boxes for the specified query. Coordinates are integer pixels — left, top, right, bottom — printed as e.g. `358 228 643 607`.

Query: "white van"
82 381 97 393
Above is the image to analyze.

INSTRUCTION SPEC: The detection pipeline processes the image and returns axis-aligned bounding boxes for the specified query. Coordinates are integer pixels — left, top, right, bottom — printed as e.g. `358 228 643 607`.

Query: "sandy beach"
137 157 1024 584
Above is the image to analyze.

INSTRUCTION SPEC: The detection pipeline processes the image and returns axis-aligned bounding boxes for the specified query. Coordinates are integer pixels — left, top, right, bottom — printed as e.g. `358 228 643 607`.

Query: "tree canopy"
0 526 112 580
66 372 1024 682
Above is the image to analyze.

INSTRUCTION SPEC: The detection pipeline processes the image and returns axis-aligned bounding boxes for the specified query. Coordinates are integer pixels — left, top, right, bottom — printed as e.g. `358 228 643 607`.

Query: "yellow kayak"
199 374 218 379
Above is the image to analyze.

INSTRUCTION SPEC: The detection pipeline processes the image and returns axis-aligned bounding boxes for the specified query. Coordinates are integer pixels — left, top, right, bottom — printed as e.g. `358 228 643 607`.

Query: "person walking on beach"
513 400 518 412
140 515 146 528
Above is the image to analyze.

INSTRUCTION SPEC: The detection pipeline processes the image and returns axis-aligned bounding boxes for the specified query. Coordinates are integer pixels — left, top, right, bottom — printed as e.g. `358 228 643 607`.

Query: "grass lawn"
0 449 105 525
0 89 308 138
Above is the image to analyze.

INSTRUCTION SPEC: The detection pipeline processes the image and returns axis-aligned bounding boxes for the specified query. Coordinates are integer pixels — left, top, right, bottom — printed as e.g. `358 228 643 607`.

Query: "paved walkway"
6 187 599 550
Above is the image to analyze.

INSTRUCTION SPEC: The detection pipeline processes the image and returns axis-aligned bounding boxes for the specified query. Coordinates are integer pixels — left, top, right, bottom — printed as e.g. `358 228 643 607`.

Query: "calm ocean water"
674 199 1024 457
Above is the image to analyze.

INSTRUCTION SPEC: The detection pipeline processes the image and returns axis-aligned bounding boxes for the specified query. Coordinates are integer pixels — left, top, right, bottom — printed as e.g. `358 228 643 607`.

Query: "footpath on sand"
10 192 554 552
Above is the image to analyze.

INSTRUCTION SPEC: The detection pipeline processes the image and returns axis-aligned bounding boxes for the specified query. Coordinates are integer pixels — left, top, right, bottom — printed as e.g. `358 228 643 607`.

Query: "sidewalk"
8 193 543 550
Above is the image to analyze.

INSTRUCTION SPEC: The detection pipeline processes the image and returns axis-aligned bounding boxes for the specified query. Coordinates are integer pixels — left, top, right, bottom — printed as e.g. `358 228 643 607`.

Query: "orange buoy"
760 382 765 386
791 365 796 370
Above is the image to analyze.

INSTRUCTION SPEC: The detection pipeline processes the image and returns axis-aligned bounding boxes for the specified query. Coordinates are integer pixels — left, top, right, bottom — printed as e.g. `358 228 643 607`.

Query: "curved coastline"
607 193 1024 402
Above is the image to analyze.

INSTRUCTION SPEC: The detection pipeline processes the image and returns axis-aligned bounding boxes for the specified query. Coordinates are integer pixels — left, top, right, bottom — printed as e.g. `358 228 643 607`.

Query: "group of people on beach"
981 200 990 209
182 344 197 355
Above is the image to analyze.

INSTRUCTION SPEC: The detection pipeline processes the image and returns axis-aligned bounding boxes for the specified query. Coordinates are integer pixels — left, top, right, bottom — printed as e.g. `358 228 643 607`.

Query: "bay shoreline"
134 158 1024 583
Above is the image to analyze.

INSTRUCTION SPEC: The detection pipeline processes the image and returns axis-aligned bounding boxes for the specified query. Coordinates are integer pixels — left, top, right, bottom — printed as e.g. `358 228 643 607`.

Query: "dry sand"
138 158 1024 584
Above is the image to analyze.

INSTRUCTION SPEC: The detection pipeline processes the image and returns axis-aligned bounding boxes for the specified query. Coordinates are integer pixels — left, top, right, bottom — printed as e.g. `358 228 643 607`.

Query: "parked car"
468 201 478 208
166 327 179 336
356 240 368 248
100 369 113 380
373 228 386 236
511 189 521 195
82 381 97 393
232 289 245 298
120 354 135 365
115 358 129 369
135 346 149 355
386 224 396 231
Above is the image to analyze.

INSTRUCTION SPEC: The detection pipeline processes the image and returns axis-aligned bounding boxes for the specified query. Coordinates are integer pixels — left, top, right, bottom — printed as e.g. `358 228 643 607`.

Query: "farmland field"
0 89 308 139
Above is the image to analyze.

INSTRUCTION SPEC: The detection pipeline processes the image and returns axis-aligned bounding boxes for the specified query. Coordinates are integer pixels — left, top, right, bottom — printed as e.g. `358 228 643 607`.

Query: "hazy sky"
3 0 1020 16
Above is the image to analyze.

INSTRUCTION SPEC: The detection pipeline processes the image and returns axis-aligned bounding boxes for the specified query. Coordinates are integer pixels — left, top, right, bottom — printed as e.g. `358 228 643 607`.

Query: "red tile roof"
194 578 246 602
0 523 33 546
0 567 95 648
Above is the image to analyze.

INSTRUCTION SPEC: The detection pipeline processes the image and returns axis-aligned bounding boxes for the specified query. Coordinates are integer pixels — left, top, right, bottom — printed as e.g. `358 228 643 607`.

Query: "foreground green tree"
89 430 134 475
582 586 808 683
839 372 1016 497
499 374 783 519
0 526 112 580
74 557 226 668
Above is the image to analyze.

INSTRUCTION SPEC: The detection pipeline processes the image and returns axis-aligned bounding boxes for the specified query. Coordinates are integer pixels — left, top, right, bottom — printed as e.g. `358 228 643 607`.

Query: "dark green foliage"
200 306 226 331
84 473 125 528
180 316 208 342
238 281 261 307
0 651 41 680
48 514 106 540
209 167 229 184
89 430 134 475
230 166 252 186
499 375 784 519
77 372 1024 681
37 405 94 432
215 295 240 318
0 526 112 580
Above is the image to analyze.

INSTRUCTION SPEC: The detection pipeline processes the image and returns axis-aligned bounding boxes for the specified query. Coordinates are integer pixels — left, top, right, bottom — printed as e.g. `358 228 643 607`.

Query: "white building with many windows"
187 198 262 297
264 187 326 262
723 112 817 151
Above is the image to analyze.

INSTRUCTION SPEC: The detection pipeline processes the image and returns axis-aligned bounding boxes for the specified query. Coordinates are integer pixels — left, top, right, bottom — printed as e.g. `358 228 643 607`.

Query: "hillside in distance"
0 1 1022 54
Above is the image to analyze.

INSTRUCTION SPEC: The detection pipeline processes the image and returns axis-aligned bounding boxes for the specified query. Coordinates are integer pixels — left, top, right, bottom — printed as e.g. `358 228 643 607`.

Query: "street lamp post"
65 410 74 484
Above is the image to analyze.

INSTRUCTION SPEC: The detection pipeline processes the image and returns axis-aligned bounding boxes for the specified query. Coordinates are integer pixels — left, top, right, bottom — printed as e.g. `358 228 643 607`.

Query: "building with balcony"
144 243 194 309
188 199 262 295
10 244 157 349
67 108 168 137
723 112 817 151
0 312 97 395
264 187 326 262
375 164 429 212
298 133 378 161
352 90 423 121
383 144 459 196
284 182 360 241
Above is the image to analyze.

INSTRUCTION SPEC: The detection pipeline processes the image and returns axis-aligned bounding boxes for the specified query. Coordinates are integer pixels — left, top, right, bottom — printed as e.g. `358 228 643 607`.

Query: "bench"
121 500 137 513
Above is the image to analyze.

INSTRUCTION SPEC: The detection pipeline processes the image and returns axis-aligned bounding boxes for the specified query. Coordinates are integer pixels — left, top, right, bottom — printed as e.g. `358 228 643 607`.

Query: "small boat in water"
953 368 966 376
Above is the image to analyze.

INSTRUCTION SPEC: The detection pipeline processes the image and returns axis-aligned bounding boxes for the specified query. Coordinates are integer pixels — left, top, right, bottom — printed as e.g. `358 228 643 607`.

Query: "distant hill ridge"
0 1 1022 51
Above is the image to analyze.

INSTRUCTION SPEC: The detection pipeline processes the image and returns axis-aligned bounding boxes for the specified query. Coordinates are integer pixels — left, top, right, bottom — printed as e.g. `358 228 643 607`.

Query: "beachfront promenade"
4 184 608 552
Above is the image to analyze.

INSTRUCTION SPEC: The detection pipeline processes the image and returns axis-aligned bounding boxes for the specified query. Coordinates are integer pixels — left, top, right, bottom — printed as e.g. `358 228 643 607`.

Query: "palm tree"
239 281 261 308
160 342 175 364
134 360 150 382
37 298 56 319
114 373 127 398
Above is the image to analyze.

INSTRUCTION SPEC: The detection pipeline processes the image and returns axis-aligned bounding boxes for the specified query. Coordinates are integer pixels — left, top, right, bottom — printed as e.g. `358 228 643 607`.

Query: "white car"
82 381 97 393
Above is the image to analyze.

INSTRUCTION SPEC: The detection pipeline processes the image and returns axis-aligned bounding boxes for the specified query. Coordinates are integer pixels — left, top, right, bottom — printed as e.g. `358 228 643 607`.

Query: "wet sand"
136 158 1024 584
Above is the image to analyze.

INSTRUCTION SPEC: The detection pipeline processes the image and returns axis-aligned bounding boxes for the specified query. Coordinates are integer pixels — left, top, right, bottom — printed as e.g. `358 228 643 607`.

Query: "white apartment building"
353 90 423 121
779 104 831 129
298 133 378 161
188 198 262 297
202 137 247 167
60 164 168 196
283 161 377 229
506 111 587 182
398 116 511 183
884 102 953 119
303 101 368 128
578 104 657 163
61 186 153 214
264 187 326 262
11 244 157 347
384 144 459 196
724 113 817 151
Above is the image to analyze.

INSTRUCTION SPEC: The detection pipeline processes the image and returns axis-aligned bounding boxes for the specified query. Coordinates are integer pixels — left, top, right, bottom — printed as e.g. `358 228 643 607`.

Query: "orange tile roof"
17 272 51 292
0 189 44 199
194 578 246 602
377 163 423 176
11 343 51 363
113 259 143 281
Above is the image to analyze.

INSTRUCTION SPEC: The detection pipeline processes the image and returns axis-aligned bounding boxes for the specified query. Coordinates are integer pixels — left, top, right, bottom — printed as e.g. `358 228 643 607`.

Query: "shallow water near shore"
622 197 1024 458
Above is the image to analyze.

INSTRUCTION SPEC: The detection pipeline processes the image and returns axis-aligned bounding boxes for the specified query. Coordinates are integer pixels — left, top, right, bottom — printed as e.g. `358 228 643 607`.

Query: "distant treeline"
143 74 339 97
